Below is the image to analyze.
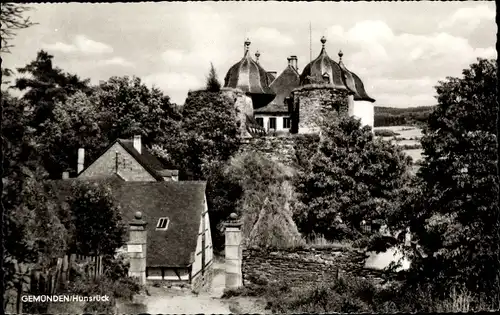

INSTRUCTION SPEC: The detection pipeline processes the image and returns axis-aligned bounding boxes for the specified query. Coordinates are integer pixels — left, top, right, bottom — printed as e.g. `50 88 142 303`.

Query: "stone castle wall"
242 246 386 288
290 85 349 133
239 136 296 166
221 88 253 138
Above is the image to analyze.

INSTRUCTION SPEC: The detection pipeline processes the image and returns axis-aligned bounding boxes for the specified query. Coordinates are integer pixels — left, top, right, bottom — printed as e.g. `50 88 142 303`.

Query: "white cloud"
142 72 204 104
98 57 134 67
249 27 294 46
161 49 185 65
438 5 495 31
74 35 113 54
42 35 113 55
322 20 496 107
43 42 77 53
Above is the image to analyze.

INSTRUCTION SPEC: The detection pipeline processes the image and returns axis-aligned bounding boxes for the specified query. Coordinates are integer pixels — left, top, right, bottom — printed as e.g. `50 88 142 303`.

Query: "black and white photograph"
1 1 498 314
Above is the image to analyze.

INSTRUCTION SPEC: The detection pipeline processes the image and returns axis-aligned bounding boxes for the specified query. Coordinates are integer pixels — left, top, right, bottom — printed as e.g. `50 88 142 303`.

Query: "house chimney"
62 172 69 179
290 55 298 70
133 135 142 154
287 56 293 67
77 148 85 174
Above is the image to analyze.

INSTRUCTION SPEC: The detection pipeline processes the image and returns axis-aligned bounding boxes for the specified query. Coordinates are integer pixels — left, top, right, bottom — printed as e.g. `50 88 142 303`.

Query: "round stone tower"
289 36 375 133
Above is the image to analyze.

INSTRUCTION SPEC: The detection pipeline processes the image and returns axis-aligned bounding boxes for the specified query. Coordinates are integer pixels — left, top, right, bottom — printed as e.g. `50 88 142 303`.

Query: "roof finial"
244 38 251 55
255 50 260 63
338 50 343 62
320 36 327 48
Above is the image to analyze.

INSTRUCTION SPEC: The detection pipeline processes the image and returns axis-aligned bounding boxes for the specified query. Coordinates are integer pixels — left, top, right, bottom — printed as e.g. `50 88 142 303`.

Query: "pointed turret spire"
255 50 261 63
244 38 251 55
321 36 327 48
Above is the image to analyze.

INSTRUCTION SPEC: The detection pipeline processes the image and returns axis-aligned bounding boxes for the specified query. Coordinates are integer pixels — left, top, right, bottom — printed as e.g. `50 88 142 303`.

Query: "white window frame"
283 117 291 129
156 217 170 231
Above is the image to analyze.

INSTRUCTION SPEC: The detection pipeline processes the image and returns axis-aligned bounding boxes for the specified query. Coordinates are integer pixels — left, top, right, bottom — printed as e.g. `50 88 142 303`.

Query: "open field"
374 126 424 163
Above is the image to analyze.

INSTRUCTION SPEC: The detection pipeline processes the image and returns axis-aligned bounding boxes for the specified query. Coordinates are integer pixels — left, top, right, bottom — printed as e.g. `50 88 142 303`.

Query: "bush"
374 129 400 137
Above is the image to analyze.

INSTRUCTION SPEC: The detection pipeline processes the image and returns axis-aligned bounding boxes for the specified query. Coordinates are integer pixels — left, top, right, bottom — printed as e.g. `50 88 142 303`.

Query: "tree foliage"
95 76 180 146
14 51 92 128
0 3 37 53
66 181 126 256
206 62 221 92
398 58 499 302
295 113 413 240
176 90 241 179
225 151 303 248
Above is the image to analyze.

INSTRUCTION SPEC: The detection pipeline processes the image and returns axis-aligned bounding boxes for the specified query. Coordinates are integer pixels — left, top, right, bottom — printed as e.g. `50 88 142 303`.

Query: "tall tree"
177 90 241 179
95 76 180 146
38 91 106 177
400 58 499 303
14 50 92 128
66 181 126 256
206 62 221 92
0 3 37 53
295 112 413 240
1 3 37 86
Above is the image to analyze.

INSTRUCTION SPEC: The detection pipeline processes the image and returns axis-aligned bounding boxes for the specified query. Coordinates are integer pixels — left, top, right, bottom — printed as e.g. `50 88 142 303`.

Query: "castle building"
223 37 375 136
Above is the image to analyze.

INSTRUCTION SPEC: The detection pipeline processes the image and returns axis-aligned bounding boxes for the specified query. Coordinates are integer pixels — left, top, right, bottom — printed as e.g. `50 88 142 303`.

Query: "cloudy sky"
3 1 496 107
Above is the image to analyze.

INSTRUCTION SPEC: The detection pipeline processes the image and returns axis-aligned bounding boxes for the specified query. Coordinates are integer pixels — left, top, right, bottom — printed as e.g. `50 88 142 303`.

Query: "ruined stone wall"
239 136 296 167
221 87 253 138
290 85 349 134
242 246 386 288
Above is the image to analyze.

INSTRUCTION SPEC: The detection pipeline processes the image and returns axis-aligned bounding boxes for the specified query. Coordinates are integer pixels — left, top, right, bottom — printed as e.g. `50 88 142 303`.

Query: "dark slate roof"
268 65 300 107
48 177 207 268
254 103 289 114
224 39 275 96
299 37 375 103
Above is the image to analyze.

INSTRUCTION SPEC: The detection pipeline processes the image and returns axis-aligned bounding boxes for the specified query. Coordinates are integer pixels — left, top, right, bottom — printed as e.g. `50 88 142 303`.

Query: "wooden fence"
4 254 104 314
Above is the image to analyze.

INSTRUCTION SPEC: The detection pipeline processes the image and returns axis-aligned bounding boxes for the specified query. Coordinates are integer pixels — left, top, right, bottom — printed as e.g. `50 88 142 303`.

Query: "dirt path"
117 260 266 314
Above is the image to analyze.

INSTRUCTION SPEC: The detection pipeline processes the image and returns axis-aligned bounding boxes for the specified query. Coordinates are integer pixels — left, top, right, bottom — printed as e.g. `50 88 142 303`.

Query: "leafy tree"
0 3 37 53
2 92 68 311
95 76 181 147
14 50 91 129
225 151 303 248
398 58 499 303
177 90 241 179
37 91 106 177
66 181 126 256
206 62 221 92
1 3 37 86
295 112 413 240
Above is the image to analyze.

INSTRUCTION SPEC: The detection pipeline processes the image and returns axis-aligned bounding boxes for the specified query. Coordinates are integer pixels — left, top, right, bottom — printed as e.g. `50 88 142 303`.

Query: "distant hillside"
374 105 436 127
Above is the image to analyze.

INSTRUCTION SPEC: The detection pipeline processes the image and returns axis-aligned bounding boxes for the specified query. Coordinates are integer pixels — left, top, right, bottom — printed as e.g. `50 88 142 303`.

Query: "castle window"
256 117 264 127
269 117 276 130
283 117 291 129
156 217 170 231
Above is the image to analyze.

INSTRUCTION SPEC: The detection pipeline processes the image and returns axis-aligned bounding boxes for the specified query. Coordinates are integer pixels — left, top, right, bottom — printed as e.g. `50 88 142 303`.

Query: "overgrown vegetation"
294 113 413 241
225 151 304 248
374 129 400 137
374 105 435 127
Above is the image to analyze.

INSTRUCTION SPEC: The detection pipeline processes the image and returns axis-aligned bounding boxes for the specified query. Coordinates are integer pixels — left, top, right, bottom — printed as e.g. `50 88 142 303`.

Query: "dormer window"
156 217 169 231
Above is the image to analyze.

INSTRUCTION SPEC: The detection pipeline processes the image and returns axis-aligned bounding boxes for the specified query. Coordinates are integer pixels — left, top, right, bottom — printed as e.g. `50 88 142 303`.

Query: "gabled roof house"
54 135 213 287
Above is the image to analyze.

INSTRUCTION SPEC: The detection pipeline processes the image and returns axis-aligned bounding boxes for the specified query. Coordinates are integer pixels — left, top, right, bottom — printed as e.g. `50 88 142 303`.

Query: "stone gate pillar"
224 213 243 289
128 211 147 285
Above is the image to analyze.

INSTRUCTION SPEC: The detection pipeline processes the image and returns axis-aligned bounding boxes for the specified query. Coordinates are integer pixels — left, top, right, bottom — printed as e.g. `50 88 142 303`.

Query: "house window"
269 117 276 130
255 117 264 127
156 217 170 230
283 117 291 129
